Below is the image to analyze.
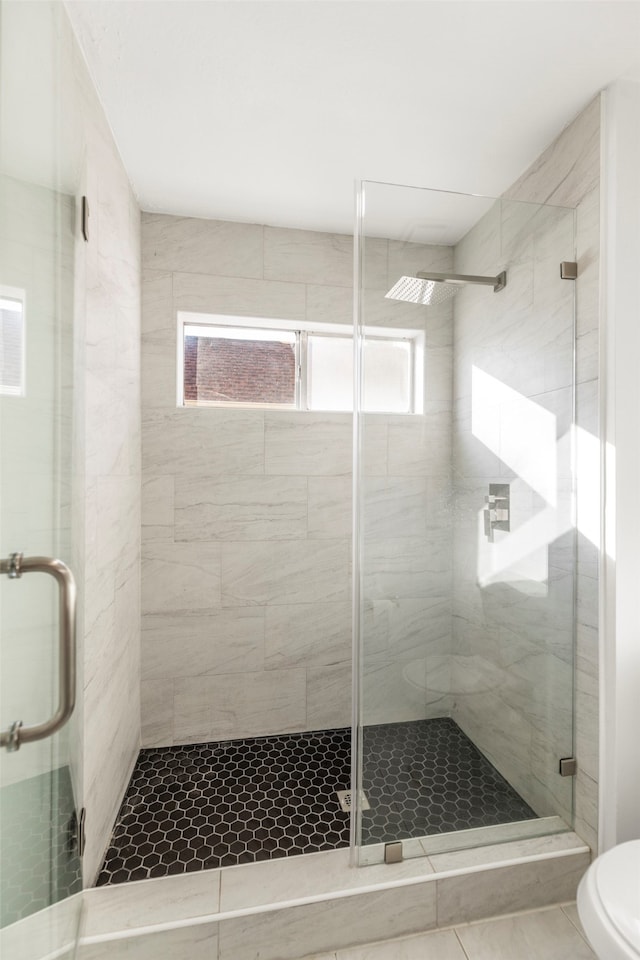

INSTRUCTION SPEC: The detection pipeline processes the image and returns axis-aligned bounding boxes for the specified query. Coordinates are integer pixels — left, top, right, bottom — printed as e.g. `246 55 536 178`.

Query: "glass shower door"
354 180 576 864
0 1 83 954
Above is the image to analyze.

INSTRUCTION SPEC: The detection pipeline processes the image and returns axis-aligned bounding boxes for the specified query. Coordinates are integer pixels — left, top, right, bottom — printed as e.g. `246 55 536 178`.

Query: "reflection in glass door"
354 181 576 864
0 1 83 953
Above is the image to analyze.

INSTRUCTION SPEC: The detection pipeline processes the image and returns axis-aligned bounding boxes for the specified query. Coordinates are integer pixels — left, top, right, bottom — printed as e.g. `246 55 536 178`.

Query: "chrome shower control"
483 483 510 542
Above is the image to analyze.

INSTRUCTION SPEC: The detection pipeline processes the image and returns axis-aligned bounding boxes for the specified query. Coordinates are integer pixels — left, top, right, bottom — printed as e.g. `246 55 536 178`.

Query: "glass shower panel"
1 1 83 954
354 181 576 864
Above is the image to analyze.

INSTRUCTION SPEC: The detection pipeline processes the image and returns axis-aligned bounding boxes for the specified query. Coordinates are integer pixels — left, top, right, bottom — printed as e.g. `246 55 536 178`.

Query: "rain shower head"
385 270 507 306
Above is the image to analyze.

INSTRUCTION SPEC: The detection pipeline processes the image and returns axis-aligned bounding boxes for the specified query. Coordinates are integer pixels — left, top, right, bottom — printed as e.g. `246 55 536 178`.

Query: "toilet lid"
595 840 640 952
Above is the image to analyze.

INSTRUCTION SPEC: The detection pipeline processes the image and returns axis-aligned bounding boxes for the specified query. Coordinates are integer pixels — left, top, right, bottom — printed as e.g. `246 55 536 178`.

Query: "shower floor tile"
97 720 536 886
361 718 536 845
97 729 351 885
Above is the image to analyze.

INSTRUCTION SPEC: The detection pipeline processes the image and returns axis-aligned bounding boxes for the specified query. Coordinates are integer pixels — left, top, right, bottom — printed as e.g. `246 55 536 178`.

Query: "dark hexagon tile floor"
361 718 536 844
97 729 351 885
97 720 536 886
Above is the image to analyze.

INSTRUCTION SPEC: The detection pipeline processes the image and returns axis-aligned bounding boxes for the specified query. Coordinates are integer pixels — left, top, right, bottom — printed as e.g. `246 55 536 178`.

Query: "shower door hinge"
384 841 403 864
81 196 90 242
559 757 577 777
69 807 86 857
484 483 510 543
560 261 578 280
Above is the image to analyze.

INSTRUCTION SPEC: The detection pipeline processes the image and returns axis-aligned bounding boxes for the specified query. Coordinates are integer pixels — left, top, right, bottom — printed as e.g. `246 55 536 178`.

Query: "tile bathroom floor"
303 903 596 960
98 719 536 886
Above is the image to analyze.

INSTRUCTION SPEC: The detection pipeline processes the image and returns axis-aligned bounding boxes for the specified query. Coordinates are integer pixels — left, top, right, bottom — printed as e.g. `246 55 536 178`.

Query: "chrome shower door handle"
0 553 77 751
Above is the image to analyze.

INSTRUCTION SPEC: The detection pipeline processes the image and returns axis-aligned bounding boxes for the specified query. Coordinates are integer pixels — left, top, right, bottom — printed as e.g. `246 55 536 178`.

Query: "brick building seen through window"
184 335 296 405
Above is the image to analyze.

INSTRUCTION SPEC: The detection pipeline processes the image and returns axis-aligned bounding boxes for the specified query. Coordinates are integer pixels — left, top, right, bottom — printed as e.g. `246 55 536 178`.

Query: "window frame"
176 311 423 414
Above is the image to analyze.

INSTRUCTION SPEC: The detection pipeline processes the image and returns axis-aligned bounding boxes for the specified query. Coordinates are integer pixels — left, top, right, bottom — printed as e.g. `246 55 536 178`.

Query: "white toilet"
577 840 640 959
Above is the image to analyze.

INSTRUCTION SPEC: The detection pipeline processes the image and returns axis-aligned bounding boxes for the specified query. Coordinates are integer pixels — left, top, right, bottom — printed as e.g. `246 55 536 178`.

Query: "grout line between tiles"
216 871 223 960
453 927 473 960
560 901 592 946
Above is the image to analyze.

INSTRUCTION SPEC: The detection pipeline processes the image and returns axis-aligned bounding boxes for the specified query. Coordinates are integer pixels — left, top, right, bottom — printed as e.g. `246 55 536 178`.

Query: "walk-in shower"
1 161 578 939
91 181 578 884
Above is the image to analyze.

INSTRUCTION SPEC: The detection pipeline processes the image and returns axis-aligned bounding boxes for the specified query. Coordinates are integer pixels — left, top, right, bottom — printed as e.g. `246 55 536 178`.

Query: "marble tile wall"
63 8 142 884
450 199 576 824
450 97 601 847
141 217 453 744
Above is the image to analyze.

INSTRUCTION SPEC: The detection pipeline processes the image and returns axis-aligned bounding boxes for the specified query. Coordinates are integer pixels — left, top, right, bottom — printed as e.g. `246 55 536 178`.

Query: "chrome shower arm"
416 270 507 292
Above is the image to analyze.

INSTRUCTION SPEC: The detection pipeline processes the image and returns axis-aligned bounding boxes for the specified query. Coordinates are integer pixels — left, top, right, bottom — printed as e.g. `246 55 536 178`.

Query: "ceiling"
65 1 640 238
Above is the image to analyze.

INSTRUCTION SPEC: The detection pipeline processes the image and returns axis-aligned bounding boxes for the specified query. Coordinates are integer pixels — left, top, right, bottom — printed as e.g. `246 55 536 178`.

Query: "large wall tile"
142 341 177 413
363 476 430 541
221 540 350 606
142 212 263 278
361 415 389 476
143 408 265 477
364 597 451 661
175 475 307 541
173 270 305 320
574 767 598 854
425 346 453 404
142 609 265 680
363 537 452 600
576 187 599 385
265 413 352 476
307 663 352 729
142 541 221 614
306 283 352 326
308 477 352 540
361 286 432 331
363 659 435 724
264 226 354 287
504 95 600 207
141 271 173 346
85 365 140 478
141 679 174 747
387 407 451 477
264 602 351 669
142 476 174 530
174 669 307 742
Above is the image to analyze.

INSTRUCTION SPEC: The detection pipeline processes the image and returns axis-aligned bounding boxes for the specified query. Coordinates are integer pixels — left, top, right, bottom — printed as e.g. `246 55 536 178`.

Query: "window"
0 287 26 397
183 324 297 406
178 313 422 414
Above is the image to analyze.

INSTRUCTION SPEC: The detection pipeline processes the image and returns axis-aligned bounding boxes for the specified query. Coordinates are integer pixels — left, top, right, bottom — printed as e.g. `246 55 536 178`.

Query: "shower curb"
76 833 591 959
